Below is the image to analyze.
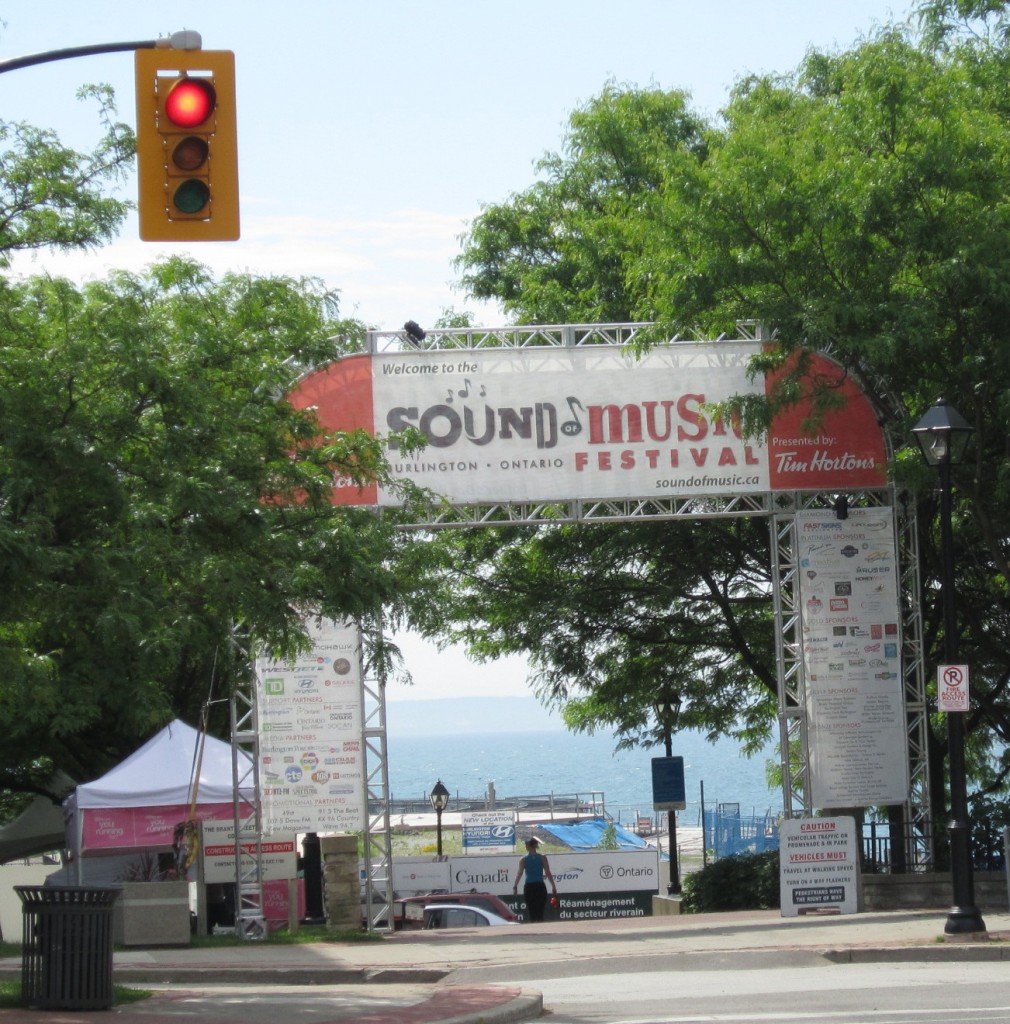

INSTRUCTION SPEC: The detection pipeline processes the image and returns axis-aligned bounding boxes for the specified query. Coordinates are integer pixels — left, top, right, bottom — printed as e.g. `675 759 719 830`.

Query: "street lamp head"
429 779 450 812
653 693 683 727
912 397 974 467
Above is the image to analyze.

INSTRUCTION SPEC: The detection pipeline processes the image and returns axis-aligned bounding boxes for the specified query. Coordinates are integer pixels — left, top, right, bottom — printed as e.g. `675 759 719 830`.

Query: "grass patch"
0 980 151 1008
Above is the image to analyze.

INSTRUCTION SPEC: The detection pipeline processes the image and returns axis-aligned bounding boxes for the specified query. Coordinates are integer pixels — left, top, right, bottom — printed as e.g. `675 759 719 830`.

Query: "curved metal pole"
0 32 201 75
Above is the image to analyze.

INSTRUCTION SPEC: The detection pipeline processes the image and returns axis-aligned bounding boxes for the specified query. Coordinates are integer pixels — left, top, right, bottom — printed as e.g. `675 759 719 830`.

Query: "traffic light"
135 49 239 241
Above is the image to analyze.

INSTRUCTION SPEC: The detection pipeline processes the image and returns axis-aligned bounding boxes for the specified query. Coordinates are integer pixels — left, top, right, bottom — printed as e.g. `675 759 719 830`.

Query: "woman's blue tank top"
525 852 544 883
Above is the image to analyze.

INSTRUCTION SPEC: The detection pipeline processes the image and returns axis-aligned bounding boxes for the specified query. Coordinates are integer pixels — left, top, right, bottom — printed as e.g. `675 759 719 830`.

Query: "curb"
822 944 1010 963
352 987 542 1024
113 966 451 986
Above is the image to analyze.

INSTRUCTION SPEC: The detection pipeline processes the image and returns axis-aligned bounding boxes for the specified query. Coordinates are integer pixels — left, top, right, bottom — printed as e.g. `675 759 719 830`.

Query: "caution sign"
779 816 859 917
938 664 970 713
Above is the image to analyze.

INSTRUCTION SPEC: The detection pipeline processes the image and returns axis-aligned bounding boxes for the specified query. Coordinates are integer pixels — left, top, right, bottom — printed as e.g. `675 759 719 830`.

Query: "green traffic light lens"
164 78 216 129
172 179 210 215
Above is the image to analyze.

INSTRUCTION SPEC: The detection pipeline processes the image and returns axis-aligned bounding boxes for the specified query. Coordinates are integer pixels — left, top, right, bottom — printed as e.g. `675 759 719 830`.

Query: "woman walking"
512 836 557 922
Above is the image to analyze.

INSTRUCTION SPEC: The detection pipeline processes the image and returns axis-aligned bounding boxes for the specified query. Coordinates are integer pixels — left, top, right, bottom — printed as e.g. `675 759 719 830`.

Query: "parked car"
421 903 518 929
397 891 517 929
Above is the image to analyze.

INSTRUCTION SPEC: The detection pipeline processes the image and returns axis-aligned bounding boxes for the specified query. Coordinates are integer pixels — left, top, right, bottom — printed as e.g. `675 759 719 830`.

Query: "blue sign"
651 756 686 811
461 814 516 850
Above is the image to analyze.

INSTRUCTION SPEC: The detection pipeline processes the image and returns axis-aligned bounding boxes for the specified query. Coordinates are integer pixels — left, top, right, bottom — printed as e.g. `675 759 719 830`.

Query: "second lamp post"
429 779 450 859
912 397 985 935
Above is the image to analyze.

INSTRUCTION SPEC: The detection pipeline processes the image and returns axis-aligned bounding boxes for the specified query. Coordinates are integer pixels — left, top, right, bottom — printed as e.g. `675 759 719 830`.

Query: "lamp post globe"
912 398 985 936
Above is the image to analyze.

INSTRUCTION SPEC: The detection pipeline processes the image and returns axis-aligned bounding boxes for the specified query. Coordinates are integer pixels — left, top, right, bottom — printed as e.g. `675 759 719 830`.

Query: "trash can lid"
15 885 121 905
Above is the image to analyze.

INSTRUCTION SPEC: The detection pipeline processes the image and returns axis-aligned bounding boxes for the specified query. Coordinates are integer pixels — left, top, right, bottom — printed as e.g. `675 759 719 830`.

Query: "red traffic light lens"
164 78 216 129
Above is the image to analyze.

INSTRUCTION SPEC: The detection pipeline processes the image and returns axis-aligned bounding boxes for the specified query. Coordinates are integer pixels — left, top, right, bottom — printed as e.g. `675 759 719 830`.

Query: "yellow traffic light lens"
172 179 211 215
172 136 210 172
164 78 216 129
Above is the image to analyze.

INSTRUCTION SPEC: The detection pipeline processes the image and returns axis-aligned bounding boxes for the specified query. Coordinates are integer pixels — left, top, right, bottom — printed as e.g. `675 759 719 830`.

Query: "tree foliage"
0 257 413 789
0 85 133 264
436 0 1010 817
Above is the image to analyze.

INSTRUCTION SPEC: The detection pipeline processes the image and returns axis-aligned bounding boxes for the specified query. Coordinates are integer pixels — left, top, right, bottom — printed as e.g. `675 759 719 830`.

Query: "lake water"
384 726 782 829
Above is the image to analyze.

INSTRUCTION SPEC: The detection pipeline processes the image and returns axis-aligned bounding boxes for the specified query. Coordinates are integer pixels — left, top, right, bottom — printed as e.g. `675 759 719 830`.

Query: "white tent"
64 719 247 864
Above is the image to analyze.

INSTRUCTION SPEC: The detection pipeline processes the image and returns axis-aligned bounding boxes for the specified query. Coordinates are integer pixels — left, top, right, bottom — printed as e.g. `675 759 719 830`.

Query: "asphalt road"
450 951 1010 1023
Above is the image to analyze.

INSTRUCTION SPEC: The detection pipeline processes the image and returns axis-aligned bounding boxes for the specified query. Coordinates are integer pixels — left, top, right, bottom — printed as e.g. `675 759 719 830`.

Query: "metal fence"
704 805 780 860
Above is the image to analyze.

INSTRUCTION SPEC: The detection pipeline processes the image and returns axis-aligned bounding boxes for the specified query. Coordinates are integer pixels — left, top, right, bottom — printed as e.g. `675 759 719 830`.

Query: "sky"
1 0 913 701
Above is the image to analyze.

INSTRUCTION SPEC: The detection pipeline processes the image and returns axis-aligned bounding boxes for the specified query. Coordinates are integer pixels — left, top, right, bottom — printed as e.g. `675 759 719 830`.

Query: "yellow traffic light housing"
135 48 239 241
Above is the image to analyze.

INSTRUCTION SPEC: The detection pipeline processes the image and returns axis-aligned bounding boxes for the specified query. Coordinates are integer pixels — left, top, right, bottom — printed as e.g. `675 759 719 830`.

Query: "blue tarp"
535 817 651 850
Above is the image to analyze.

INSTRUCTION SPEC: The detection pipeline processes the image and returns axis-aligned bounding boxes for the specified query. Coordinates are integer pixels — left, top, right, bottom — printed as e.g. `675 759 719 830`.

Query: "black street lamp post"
912 398 986 935
429 779 450 859
654 694 682 896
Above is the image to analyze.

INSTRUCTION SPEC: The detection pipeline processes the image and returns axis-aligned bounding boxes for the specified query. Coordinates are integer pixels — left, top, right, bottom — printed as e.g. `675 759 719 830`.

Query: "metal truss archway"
234 321 933 937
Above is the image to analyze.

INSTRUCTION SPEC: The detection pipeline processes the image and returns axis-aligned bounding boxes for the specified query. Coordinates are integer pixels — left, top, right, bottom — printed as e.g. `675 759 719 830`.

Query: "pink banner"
82 802 236 852
262 878 306 926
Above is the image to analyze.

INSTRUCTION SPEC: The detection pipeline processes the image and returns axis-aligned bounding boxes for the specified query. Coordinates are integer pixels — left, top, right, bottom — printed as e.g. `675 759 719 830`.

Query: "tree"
0 258 413 790
461 83 707 326
0 85 134 264
441 1 1010 825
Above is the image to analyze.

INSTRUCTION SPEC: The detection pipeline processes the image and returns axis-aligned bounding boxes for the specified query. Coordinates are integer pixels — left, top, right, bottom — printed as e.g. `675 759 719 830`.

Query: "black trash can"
15 885 121 1010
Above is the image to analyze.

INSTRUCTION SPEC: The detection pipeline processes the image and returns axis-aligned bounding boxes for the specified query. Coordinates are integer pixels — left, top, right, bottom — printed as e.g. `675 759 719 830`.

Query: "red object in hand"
550 896 559 907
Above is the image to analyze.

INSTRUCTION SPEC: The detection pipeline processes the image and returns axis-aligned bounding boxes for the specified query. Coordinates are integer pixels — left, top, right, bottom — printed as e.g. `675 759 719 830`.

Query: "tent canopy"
73 719 239 809
0 771 75 863
65 720 247 858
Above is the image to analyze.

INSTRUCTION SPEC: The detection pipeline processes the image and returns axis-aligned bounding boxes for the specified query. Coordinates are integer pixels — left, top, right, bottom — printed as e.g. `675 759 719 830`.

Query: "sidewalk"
2 908 1009 1024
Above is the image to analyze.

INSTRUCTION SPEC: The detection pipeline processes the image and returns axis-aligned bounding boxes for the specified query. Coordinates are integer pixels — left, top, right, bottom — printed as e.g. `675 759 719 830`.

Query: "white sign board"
796 508 909 807
201 822 297 884
255 618 367 833
938 664 970 712
389 857 452 895
779 816 859 916
386 849 661 921
462 810 516 854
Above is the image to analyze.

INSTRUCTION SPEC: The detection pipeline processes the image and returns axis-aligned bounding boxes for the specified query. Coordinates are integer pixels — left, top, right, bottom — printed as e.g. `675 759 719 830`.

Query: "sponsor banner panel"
448 849 660 896
386 850 660 921
796 508 908 808
255 618 367 833
388 850 659 897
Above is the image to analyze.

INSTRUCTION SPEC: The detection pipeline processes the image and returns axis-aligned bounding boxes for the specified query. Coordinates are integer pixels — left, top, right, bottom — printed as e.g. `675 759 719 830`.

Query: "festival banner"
288 342 887 507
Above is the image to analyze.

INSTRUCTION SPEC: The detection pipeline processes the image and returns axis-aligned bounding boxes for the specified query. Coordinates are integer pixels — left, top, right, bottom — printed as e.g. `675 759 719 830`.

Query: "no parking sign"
938 664 970 712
